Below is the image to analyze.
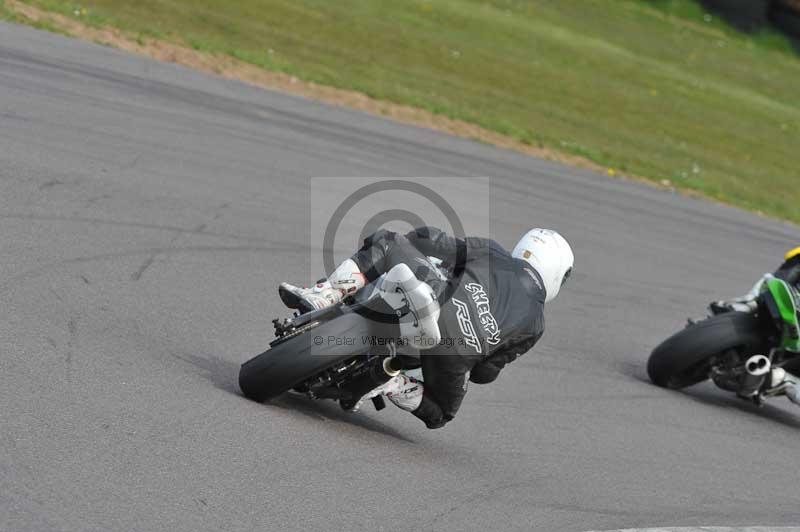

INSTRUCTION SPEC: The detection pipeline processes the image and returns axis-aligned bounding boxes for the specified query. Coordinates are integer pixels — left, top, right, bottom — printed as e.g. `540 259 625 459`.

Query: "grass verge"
3 0 800 225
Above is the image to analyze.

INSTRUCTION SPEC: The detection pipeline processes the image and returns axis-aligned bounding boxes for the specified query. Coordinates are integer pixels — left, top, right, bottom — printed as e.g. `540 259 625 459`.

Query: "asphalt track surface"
1 22 799 532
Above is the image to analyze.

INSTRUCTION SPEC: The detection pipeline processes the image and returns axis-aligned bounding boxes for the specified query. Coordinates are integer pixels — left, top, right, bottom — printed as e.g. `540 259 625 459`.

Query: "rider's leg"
786 384 800 406
710 273 772 314
769 366 800 406
279 258 365 312
279 229 444 312
361 373 424 412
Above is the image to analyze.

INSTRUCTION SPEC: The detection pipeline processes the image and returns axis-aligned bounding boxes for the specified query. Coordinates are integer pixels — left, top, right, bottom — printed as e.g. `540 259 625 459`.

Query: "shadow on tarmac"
173 352 416 442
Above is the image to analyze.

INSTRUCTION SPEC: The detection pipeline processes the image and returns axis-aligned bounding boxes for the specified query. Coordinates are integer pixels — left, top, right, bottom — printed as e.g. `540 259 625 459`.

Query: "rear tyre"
239 312 374 402
647 311 770 389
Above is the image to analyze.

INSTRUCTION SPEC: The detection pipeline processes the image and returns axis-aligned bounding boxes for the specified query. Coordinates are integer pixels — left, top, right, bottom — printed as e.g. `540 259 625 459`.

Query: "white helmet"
512 229 574 303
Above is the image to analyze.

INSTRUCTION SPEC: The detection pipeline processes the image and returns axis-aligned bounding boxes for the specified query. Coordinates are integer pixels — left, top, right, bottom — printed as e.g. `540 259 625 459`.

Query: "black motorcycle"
239 291 420 411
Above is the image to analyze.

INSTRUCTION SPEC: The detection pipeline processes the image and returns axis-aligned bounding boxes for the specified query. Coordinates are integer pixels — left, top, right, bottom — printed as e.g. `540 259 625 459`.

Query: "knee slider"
379 264 441 350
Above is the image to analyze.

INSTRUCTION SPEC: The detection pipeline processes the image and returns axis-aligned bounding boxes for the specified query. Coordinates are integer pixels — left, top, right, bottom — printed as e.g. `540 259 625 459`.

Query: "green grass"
8 0 800 223
0 1 67 33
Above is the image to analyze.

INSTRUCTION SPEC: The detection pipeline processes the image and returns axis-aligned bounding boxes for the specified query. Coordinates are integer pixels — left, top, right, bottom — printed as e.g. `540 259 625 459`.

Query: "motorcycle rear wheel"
239 312 375 402
647 311 770 389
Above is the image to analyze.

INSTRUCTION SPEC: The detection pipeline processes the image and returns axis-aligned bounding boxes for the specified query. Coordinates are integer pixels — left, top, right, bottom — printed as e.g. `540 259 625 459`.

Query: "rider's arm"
469 351 518 385
469 332 543 384
412 354 472 429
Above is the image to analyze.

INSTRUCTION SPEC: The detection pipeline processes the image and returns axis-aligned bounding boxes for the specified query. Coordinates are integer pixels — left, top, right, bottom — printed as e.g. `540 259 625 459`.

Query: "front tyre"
647 311 770 389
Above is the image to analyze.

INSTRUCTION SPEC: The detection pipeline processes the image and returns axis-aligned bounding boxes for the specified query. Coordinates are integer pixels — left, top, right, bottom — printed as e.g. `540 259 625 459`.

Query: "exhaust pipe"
739 355 771 397
339 357 400 411
383 357 403 377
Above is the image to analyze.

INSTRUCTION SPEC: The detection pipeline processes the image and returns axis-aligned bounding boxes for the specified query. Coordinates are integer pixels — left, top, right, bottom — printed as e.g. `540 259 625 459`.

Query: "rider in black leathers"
280 226 574 429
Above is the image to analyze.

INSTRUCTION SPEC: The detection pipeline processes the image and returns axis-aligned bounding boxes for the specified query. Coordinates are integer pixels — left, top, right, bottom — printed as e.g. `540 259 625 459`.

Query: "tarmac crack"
130 207 228 281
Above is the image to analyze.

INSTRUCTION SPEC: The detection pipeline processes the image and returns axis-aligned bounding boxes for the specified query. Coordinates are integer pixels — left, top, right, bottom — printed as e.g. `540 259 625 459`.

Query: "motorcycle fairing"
763 278 800 352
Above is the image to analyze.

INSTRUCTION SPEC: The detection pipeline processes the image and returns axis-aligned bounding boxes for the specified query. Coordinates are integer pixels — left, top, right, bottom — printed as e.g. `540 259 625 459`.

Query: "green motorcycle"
648 273 800 405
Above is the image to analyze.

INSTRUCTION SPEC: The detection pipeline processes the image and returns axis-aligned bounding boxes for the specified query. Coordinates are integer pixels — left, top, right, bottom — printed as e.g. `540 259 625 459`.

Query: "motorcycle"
239 272 431 411
647 276 800 405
